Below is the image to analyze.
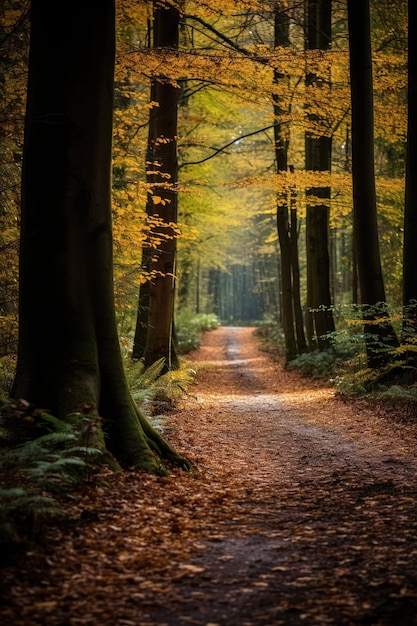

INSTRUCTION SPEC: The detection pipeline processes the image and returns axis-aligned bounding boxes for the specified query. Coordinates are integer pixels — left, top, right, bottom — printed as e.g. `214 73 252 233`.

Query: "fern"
0 400 104 550
131 387 156 403
34 410 74 432
137 357 166 388
0 488 64 545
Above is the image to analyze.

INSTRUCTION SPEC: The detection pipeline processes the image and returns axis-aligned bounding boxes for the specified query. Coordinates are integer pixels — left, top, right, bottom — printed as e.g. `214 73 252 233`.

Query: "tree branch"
179 121 287 169
183 14 269 65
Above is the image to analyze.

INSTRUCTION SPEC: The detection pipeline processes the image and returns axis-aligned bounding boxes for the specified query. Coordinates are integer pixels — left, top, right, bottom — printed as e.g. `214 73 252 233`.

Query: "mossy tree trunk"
11 0 187 473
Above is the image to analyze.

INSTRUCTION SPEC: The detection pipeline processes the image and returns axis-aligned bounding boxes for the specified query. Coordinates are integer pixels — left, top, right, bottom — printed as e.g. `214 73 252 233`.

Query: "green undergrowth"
126 356 197 422
175 311 220 353
0 401 103 555
288 329 360 380
256 315 417 411
0 358 198 554
0 312 220 555
254 324 286 356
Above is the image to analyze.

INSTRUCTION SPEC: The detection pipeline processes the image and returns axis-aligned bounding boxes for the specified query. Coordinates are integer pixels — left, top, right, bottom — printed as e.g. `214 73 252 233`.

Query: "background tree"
0 0 409 401
304 0 335 350
132 0 181 371
273 2 298 361
11 0 186 472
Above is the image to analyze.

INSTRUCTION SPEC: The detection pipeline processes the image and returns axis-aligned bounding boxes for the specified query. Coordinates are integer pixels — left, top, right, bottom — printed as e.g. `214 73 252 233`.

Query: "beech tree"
273 3 298 361
304 0 335 350
2 0 408 401
11 0 187 472
132 0 181 370
347 0 398 368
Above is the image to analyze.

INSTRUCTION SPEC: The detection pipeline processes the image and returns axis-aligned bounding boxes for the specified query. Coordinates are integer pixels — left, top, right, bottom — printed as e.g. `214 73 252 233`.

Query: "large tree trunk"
11 0 187 473
305 0 335 350
347 0 398 368
402 0 417 345
133 0 180 371
274 3 297 362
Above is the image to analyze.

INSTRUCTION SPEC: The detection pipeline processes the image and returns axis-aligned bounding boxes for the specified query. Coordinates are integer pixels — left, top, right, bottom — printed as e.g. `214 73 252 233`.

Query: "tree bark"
132 78 157 362
274 3 297 362
290 202 308 353
137 1 181 371
11 0 187 473
305 0 335 350
402 0 417 343
347 0 398 368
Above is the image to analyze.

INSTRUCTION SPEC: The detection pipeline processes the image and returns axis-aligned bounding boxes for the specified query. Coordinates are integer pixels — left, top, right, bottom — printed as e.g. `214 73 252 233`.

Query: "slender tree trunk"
276 254 283 325
132 263 151 360
347 0 398 368
305 0 335 350
133 1 180 371
132 81 157 361
276 201 297 360
402 0 417 347
305 214 316 350
351 231 358 304
208 268 220 317
290 203 308 353
274 3 297 362
329 228 335 304
11 0 187 473
196 257 201 314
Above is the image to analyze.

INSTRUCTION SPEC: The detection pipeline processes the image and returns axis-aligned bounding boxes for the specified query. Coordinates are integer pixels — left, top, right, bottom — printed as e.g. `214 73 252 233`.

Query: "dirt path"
2 326 417 625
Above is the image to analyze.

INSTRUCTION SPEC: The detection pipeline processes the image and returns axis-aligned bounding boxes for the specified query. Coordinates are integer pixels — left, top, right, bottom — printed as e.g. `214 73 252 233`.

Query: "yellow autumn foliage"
0 0 409 341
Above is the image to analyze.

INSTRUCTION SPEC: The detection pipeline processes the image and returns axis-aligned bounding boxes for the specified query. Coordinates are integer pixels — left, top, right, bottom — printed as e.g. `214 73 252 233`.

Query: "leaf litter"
2 327 417 625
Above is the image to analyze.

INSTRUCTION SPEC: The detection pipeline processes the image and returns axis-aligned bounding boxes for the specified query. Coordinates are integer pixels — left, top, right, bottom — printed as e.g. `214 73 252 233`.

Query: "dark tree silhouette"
347 0 398 368
12 0 187 472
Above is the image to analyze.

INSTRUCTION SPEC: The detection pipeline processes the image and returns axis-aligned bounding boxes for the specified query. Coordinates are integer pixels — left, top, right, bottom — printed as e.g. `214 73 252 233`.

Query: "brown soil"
2 326 417 625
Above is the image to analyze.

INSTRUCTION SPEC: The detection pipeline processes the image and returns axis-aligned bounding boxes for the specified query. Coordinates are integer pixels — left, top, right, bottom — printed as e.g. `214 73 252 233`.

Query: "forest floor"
2 326 417 625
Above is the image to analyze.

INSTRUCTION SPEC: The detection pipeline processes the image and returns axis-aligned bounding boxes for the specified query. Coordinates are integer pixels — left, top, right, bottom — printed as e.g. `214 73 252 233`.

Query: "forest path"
161 326 417 626
2 326 417 625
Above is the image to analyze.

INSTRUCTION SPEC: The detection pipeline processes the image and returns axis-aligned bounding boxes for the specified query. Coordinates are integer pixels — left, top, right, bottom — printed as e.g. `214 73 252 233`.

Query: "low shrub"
175 311 220 353
254 324 286 356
